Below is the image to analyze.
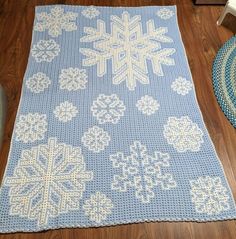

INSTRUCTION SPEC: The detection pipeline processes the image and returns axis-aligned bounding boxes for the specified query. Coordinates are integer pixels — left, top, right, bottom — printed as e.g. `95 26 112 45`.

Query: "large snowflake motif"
80 11 175 91
190 176 230 215
110 141 176 203
34 6 78 37
4 138 93 226
91 94 126 124
163 116 204 152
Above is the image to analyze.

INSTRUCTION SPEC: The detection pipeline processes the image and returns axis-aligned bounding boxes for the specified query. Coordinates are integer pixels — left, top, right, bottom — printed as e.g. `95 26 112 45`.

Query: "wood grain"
0 0 236 238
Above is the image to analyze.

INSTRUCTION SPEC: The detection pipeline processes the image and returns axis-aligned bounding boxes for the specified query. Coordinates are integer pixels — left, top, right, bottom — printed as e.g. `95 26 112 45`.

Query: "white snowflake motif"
4 137 93 226
82 6 100 19
80 11 175 91
110 141 176 203
31 40 60 62
171 77 192 95
15 113 47 143
53 101 78 122
136 95 160 115
163 116 204 152
91 94 126 124
34 6 78 37
26 72 51 93
156 8 174 20
83 192 113 223
190 176 230 215
82 126 110 153
59 67 88 91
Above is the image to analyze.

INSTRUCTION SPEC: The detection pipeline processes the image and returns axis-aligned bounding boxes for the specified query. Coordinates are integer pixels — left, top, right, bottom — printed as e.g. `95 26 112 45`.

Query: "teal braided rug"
212 36 236 128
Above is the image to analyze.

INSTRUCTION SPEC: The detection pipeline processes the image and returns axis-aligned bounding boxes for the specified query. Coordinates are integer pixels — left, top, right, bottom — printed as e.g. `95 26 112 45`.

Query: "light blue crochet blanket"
0 5 236 233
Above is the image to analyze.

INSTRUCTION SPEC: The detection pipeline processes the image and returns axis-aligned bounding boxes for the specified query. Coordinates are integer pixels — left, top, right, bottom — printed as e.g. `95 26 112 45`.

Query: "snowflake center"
43 173 54 183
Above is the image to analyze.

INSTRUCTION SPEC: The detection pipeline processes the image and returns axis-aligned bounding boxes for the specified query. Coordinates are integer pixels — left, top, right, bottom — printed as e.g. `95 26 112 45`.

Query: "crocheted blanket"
0 5 235 233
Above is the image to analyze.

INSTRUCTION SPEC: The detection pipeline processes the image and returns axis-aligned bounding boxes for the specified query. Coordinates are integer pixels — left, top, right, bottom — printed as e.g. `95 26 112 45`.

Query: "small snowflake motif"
91 94 126 124
34 6 78 37
4 137 93 226
190 176 230 215
163 116 204 152
136 95 160 115
82 126 110 153
110 141 176 203
83 192 113 223
53 101 78 122
59 67 88 91
156 8 174 20
82 6 100 19
15 113 47 143
26 72 51 93
171 77 192 95
31 39 60 62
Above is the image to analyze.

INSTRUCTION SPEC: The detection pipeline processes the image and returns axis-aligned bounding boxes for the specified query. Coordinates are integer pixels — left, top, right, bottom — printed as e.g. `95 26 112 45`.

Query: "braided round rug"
212 36 236 128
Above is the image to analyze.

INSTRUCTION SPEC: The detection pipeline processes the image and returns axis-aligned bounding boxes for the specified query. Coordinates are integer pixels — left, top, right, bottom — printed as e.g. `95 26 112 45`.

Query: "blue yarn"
0 5 235 233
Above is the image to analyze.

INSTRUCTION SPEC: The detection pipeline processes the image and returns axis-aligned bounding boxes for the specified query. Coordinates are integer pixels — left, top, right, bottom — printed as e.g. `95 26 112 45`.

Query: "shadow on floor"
221 13 236 34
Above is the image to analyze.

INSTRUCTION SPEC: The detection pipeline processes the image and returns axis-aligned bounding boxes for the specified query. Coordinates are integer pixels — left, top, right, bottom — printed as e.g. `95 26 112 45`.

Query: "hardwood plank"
0 0 235 238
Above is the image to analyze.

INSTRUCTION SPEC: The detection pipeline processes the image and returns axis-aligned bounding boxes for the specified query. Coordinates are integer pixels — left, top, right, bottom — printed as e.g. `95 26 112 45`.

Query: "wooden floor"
0 0 236 238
